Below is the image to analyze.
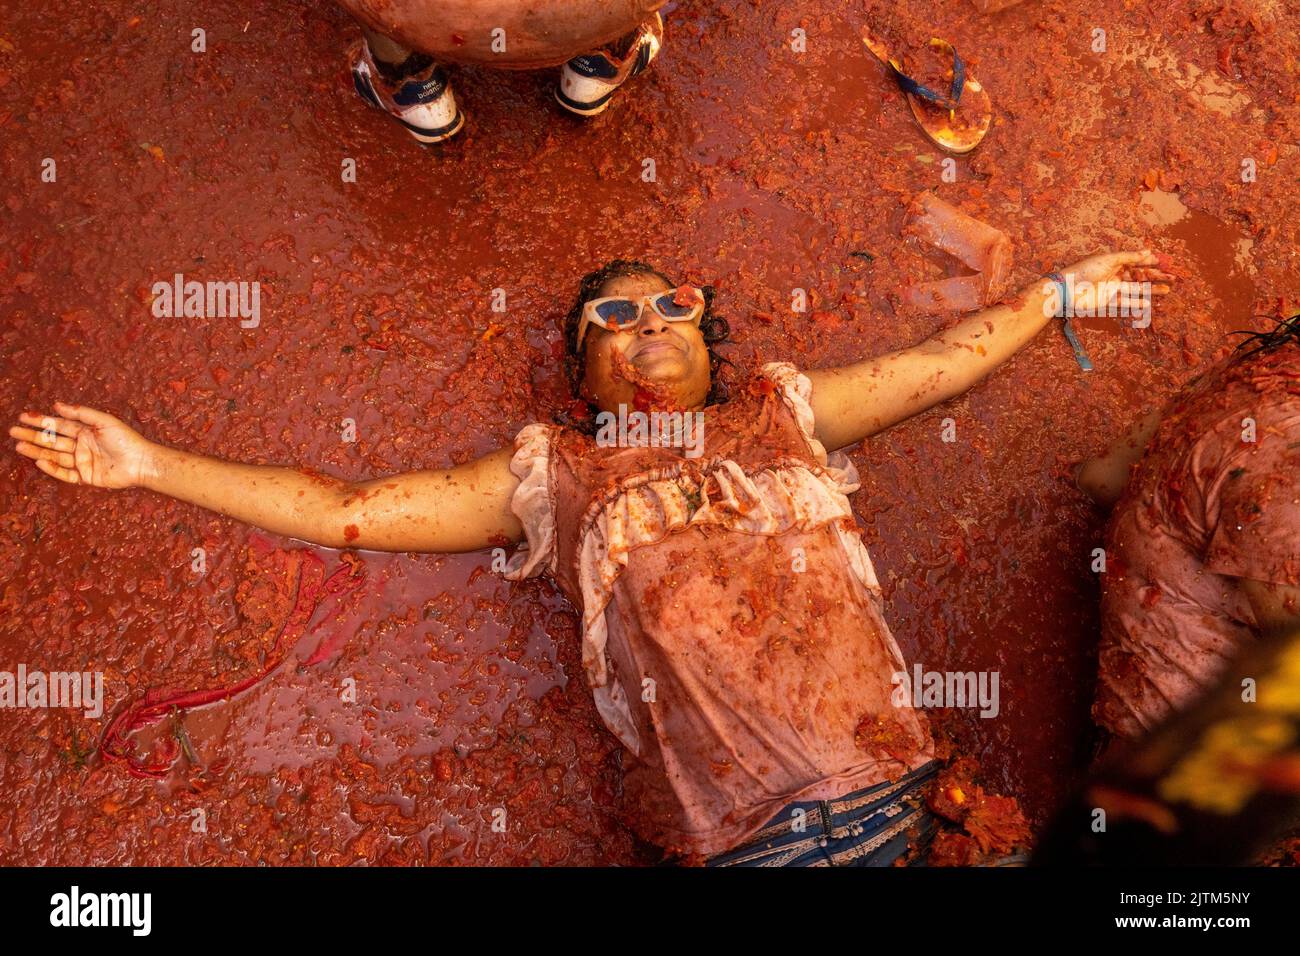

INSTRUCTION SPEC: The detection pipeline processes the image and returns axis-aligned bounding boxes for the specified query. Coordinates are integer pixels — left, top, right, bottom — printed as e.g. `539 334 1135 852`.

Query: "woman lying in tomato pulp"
10 250 1167 865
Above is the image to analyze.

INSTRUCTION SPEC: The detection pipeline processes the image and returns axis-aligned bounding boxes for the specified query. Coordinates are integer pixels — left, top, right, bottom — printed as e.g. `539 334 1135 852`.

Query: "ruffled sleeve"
502 423 557 580
761 361 862 494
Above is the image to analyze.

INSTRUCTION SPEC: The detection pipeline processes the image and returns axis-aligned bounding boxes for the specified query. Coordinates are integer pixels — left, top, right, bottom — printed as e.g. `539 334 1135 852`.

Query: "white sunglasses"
576 286 706 349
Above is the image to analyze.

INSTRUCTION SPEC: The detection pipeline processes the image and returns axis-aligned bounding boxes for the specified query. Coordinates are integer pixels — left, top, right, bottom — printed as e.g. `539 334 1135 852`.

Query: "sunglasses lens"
653 292 697 318
595 299 640 328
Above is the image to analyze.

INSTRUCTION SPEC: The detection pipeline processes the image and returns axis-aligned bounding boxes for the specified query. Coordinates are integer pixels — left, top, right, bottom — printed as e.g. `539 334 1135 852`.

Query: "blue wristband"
1045 271 1070 319
1046 270 1092 371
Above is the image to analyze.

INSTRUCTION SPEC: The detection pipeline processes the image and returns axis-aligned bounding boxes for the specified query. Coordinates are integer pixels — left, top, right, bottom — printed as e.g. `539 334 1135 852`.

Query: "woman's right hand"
9 401 157 489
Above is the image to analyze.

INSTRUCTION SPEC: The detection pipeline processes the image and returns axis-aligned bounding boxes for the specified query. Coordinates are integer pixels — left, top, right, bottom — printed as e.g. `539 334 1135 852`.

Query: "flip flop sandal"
862 30 992 154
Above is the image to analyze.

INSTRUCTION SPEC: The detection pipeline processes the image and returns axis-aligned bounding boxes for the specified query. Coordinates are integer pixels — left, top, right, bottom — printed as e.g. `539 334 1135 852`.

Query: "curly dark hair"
558 259 731 430
1229 311 1300 363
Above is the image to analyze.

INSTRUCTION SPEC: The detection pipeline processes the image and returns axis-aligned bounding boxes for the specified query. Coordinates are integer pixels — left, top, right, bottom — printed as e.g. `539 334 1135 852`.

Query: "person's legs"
350 25 464 144
360 25 418 74
555 13 664 117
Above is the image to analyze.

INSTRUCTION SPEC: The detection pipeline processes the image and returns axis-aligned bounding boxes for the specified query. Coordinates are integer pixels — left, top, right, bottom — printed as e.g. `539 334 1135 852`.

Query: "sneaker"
555 13 663 116
350 41 464 144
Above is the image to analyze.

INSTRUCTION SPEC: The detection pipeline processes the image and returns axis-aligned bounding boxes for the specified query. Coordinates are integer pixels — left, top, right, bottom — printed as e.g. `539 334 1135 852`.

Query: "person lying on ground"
1077 313 1300 742
11 251 1166 865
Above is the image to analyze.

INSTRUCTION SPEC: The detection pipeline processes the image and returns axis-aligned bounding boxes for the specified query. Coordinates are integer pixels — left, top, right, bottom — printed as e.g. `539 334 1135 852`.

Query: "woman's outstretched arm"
9 401 522 552
805 250 1172 452
1074 407 1165 509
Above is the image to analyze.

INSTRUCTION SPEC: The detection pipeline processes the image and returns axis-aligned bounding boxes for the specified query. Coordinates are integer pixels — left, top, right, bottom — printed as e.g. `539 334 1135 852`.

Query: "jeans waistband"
739 759 942 847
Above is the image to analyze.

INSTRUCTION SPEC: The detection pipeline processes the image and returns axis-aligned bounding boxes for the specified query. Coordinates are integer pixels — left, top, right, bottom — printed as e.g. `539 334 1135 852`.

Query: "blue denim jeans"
706 761 942 867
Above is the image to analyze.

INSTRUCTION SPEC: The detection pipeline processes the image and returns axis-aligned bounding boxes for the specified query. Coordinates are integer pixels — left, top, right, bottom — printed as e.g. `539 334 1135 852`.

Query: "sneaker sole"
554 84 616 116
400 109 465 143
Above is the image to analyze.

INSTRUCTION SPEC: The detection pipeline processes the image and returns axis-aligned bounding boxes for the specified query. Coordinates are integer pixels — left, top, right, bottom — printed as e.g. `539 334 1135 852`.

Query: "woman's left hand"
1055 249 1175 318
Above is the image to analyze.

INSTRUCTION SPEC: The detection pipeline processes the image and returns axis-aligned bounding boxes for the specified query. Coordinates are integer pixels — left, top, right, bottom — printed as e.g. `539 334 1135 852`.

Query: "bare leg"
360 24 433 82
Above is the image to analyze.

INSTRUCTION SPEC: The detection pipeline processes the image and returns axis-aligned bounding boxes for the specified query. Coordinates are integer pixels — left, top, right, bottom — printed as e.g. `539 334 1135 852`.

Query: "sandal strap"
887 39 966 112
947 43 966 104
